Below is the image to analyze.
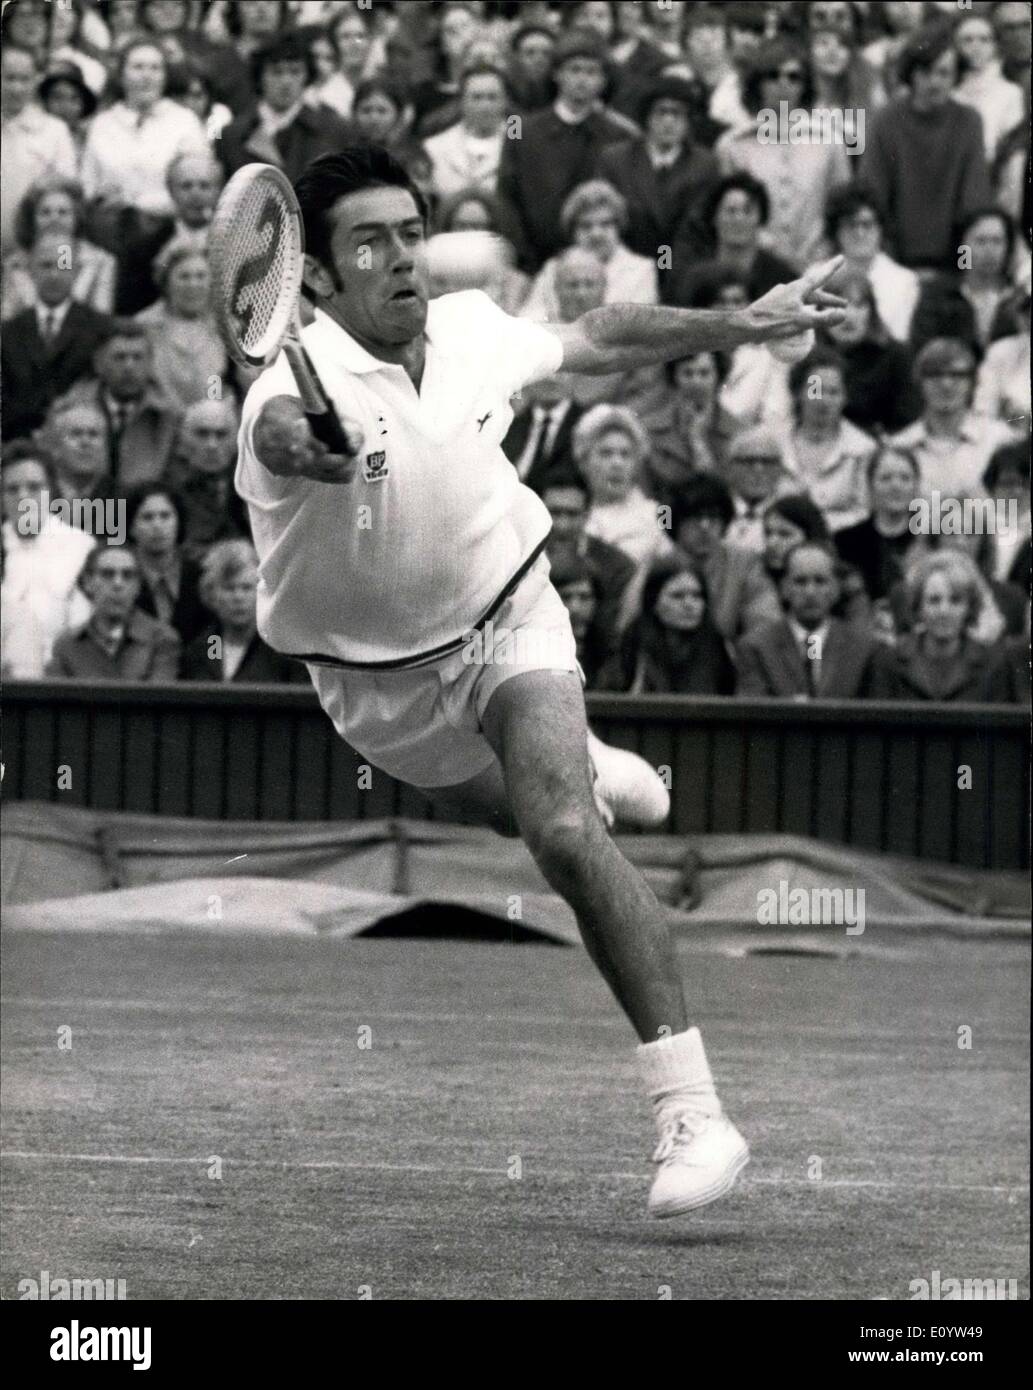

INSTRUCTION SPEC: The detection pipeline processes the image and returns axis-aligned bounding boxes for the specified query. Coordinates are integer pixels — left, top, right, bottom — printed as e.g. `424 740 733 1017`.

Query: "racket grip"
284 340 358 457
305 404 356 456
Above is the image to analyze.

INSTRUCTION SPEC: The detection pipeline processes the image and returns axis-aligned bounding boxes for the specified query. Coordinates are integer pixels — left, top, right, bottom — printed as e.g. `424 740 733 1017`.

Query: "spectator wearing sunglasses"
715 41 851 270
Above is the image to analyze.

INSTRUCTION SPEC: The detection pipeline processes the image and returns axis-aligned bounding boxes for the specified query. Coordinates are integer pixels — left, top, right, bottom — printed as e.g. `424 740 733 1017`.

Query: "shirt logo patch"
363 451 388 482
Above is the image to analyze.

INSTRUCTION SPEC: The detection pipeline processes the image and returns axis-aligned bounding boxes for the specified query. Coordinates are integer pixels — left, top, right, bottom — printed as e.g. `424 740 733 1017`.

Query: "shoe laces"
652 1110 713 1164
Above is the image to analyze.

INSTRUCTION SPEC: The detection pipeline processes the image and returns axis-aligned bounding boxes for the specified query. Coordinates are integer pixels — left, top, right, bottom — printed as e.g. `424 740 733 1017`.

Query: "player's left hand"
745 256 848 341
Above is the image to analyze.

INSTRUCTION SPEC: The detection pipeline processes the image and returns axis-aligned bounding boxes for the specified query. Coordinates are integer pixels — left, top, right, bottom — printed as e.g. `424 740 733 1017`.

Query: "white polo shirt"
236 290 564 666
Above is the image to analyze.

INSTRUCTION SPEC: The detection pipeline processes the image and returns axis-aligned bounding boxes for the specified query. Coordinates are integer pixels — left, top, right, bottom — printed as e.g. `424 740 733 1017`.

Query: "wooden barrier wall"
2 682 1028 870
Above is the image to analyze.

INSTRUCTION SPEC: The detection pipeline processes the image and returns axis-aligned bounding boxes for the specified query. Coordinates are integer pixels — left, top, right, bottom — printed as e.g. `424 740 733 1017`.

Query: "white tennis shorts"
306 554 579 788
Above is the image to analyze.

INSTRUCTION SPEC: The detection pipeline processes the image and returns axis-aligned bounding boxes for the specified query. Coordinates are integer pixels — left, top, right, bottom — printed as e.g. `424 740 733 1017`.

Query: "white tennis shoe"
587 732 670 829
647 1109 750 1218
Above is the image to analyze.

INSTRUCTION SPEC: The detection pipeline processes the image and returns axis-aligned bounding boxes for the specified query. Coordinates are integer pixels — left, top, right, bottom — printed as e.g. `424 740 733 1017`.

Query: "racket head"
208 162 305 369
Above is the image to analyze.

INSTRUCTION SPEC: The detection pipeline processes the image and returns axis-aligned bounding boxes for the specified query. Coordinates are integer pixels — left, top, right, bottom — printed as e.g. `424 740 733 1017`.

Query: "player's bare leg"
476 669 750 1216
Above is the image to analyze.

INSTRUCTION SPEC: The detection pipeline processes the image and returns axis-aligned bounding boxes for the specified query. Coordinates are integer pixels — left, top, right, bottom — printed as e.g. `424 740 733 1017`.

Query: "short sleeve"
435 290 564 396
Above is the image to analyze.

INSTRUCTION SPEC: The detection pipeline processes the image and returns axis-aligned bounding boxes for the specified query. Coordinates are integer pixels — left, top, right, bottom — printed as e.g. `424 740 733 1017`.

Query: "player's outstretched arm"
550 256 848 376
253 395 364 484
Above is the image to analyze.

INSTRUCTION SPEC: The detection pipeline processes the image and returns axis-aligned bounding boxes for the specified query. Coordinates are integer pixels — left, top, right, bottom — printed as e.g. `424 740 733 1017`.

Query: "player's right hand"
254 395 364 484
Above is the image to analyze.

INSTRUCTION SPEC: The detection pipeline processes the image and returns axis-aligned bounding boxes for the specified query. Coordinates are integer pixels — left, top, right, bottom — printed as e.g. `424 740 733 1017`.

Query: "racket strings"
211 173 299 360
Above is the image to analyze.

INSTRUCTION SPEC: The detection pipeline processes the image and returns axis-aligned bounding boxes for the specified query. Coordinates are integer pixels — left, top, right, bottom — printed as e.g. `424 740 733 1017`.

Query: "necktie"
41 309 58 346
516 406 549 480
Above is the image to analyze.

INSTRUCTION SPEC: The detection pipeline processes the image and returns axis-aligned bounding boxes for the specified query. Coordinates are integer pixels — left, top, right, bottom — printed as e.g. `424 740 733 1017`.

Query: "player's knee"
523 803 601 882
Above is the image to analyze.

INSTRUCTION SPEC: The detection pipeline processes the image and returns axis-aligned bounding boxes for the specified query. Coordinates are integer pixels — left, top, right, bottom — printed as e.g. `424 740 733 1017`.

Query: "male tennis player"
236 147 845 1218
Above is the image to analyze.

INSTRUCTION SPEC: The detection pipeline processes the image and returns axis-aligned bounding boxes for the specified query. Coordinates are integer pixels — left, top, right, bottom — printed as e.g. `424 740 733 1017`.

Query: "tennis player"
236 147 845 1218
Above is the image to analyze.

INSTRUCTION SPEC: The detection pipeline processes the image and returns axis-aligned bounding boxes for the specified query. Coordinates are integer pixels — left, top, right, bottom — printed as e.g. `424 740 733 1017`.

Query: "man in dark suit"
56 322 181 488
497 30 636 272
596 77 720 281
218 31 354 184
736 541 876 698
502 377 585 494
1 235 112 440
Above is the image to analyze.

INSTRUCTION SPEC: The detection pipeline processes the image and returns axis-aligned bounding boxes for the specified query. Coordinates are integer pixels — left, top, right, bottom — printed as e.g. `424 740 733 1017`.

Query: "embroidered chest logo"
363 451 388 482
476 411 493 432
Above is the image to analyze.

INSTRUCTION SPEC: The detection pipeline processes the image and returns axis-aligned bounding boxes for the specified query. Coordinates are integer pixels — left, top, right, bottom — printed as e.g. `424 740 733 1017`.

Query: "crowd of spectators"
1 0 1029 706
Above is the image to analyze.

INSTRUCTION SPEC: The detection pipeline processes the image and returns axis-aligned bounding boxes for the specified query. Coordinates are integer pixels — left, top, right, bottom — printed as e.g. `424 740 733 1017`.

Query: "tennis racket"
208 162 355 456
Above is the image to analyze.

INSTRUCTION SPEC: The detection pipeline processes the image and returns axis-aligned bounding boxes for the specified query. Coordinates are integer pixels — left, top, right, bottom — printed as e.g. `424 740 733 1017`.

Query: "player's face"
323 186 430 346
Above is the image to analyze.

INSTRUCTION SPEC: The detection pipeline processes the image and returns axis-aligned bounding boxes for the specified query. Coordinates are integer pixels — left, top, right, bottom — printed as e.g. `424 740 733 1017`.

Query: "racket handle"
284 340 358 457
305 403 355 456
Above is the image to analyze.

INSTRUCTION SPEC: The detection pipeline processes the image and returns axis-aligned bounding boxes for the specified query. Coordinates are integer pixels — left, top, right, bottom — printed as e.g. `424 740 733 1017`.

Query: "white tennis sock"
636 1026 721 1121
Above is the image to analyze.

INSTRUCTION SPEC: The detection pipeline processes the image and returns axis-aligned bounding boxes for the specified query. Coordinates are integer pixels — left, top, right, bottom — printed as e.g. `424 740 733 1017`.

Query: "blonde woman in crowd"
521 181 658 323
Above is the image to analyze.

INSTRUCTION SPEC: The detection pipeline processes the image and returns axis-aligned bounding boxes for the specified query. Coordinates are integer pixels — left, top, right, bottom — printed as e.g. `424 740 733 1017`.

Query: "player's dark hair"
295 146 430 279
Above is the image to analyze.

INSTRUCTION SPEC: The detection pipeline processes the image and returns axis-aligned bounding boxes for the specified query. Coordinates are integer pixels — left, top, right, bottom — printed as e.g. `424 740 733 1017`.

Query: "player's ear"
302 253 337 299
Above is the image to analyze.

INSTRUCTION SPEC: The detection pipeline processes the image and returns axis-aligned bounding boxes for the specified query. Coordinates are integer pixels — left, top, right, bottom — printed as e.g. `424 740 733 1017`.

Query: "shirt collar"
788 616 830 647
309 305 431 376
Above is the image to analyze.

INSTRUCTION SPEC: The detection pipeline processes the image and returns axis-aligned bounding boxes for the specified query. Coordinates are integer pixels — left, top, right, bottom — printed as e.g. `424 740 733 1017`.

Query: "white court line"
0 1151 1026 1195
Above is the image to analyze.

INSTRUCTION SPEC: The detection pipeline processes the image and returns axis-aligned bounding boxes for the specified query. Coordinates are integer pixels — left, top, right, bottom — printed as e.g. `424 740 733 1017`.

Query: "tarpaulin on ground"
2 802 1028 942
